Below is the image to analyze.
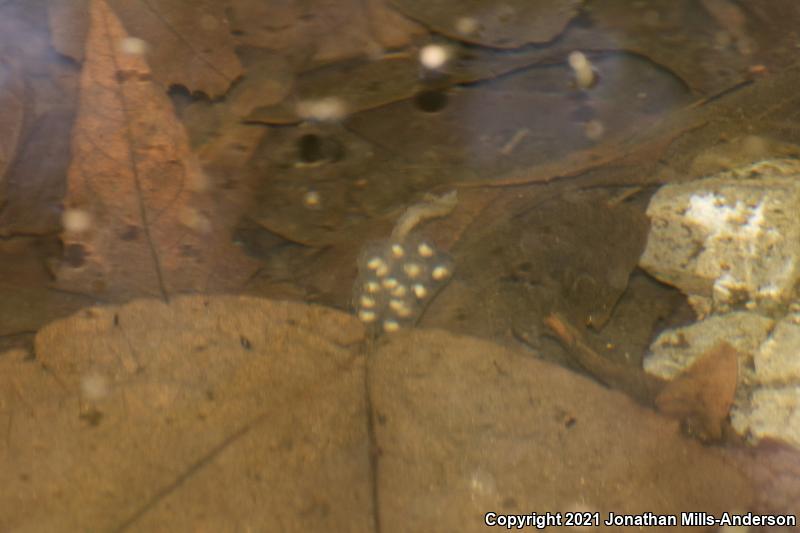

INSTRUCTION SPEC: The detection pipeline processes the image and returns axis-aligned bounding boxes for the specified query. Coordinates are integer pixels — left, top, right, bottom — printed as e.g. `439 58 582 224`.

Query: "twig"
544 313 664 406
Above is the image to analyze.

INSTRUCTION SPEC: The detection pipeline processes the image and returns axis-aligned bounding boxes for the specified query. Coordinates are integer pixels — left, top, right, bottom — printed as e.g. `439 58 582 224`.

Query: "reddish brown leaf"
48 0 242 96
390 0 583 48
656 341 740 442
228 0 425 66
56 0 258 299
107 0 241 97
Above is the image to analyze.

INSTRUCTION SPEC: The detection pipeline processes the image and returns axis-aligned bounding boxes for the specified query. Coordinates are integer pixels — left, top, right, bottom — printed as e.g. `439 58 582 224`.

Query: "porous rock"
640 159 800 315
646 311 800 449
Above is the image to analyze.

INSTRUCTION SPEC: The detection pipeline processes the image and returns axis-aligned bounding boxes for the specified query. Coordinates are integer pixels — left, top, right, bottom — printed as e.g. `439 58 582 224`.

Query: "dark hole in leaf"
120 225 139 241
180 244 199 258
414 90 448 113
64 243 87 267
79 408 103 427
296 133 344 163
298 133 324 163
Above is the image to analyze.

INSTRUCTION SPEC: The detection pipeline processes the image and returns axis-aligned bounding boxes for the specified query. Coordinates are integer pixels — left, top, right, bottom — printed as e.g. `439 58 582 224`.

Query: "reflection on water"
1 0 800 531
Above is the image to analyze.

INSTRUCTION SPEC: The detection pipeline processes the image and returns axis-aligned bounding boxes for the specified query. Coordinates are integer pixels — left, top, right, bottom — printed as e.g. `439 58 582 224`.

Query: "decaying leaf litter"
1 0 800 529
55 0 258 299
0 296 757 531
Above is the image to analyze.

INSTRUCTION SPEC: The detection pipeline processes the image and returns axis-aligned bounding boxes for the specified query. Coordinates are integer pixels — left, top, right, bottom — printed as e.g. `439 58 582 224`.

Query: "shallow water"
1 1 800 531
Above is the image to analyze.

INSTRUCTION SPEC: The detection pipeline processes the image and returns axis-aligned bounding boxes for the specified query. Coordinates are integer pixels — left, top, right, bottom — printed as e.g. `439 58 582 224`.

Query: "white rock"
754 314 800 383
640 159 800 315
645 311 773 384
731 387 800 448
641 159 800 450
646 311 800 449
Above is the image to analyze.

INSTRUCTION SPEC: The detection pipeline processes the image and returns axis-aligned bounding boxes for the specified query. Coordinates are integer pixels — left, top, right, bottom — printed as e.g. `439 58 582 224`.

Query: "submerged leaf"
107 0 241 97
56 0 257 299
656 341 740 442
390 0 583 48
0 60 27 205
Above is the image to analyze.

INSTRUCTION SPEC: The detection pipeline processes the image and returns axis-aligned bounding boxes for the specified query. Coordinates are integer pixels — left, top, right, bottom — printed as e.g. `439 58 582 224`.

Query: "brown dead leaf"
246 47 601 126
0 60 27 206
0 296 368 532
571 0 800 96
247 56 420 125
226 54 294 119
107 0 241 97
227 0 315 58
732 438 800 519
229 0 425 67
49 0 242 96
374 328 752 531
48 0 90 62
655 341 740 442
55 0 258 299
390 0 583 48
365 0 426 51
0 296 756 530
387 0 800 98
545 316 740 443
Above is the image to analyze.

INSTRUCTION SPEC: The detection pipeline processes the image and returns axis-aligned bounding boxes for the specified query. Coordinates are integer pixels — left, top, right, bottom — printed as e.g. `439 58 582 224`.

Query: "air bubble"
303 190 321 209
